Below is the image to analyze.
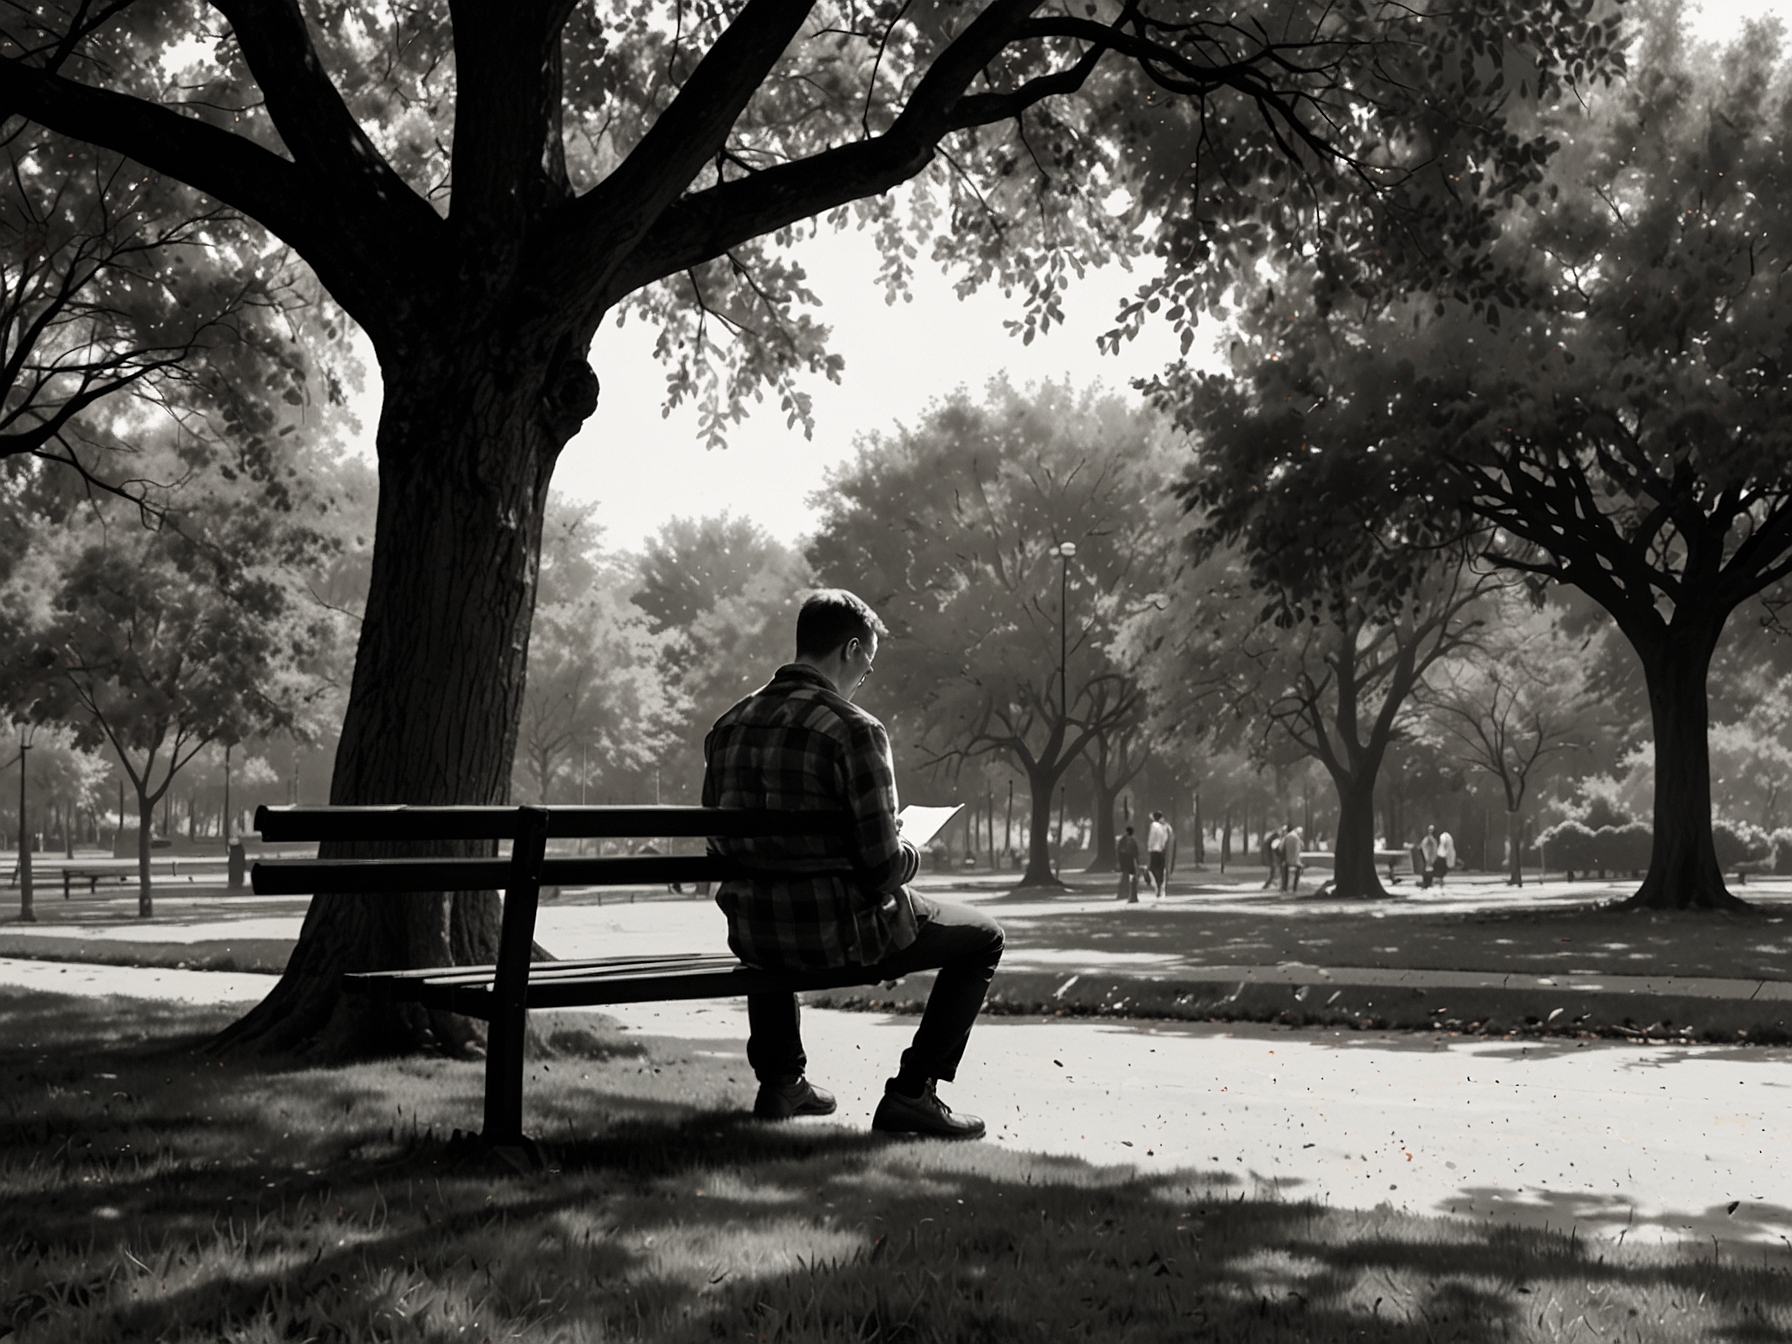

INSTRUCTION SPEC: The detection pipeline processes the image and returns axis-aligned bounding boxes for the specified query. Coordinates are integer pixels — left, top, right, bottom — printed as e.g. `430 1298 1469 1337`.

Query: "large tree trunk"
15 755 31 924
1505 807 1524 887
1326 768 1389 899
136 786 153 917
1018 767 1065 887
1086 776 1117 872
215 348 595 1059
1621 626 1746 911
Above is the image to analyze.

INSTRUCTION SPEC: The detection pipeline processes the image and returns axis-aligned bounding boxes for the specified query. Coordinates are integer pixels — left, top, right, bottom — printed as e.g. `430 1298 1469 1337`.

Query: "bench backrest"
250 803 849 895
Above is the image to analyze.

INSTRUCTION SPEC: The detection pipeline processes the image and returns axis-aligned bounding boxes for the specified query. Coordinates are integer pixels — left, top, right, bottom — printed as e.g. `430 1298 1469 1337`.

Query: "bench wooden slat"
251 855 765 895
346 958 888 1016
344 954 742 996
345 953 716 996
254 804 847 843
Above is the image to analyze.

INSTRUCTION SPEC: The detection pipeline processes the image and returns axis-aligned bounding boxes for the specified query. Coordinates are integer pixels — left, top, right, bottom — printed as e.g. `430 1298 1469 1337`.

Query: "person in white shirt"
1280 823 1303 891
1420 826 1440 888
1146 811 1173 897
1435 830 1457 887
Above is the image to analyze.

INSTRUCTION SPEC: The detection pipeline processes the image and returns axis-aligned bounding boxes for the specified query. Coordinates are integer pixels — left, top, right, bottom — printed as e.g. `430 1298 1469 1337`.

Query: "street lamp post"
1049 541 1076 880
14 725 33 923
1051 541 1077 715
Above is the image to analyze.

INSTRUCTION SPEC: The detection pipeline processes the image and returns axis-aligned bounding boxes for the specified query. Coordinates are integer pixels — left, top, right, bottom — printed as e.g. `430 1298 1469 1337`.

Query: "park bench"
251 803 892 1162
1292 848 1411 888
1734 858 1776 885
58 867 134 899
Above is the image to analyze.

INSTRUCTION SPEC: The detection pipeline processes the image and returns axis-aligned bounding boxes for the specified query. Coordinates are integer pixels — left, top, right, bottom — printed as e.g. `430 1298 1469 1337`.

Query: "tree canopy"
809 376 1176 884
1149 3 1792 909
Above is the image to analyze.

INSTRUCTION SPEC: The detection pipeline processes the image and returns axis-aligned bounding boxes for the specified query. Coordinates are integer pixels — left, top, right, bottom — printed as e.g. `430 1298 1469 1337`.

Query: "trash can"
227 840 246 891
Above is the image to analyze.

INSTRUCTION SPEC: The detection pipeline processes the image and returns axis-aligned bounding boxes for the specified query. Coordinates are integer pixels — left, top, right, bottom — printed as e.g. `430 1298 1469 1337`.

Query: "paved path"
12 889 1791 1002
4 955 1788 1252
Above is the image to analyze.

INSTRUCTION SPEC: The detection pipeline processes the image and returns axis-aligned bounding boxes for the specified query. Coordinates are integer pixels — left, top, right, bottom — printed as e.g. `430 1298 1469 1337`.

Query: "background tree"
1082 708 1150 871
0 125 346 502
1408 8 1792 908
11 432 340 913
1139 5 1792 911
0 0 1613 1054
630 513 811 803
1140 265 1502 897
513 497 670 806
810 378 1175 886
1418 594 1602 885
18 725 111 858
1133 534 1489 897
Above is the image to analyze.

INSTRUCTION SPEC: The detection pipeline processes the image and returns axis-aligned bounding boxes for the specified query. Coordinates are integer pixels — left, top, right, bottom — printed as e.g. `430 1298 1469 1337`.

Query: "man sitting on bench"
703 588 1005 1139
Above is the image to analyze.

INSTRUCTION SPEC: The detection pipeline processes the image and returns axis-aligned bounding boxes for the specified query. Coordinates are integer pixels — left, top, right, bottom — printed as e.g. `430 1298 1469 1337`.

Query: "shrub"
1533 820 1650 874
1713 820 1771 868
1535 819 1596 871
1579 794 1635 832
1772 829 1792 874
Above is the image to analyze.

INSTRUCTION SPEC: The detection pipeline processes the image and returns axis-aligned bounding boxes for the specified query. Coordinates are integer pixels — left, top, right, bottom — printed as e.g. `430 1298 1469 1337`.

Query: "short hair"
1125 825 1135 834
1151 810 1164 820
796 588 887 657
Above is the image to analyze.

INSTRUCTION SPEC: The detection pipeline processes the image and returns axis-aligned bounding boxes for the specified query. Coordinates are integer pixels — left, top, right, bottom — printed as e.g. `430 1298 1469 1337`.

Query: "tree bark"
1018 766 1067 887
1505 806 1524 886
214 344 594 1059
1620 627 1747 911
1326 766 1389 899
135 784 153 917
1086 775 1117 872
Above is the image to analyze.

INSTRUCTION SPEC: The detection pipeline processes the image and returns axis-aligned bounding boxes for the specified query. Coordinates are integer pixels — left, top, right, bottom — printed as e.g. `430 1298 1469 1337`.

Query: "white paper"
897 804 963 848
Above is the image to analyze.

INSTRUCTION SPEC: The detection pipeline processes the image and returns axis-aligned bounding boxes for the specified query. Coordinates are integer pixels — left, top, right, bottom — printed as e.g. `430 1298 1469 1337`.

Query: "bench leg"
483 1004 527 1147
482 806 550 1160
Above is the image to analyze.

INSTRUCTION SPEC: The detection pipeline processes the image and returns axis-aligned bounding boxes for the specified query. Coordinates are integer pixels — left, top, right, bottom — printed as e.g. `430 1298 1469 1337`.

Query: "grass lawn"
4 987 1790 1342
979 872 1792 982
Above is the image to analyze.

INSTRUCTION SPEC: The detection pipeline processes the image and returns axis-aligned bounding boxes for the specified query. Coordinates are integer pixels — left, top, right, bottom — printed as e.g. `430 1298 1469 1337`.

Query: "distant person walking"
1146 811 1173 897
1419 825 1440 889
1280 823 1304 892
1115 825 1141 903
1262 824 1284 889
1435 829 1456 887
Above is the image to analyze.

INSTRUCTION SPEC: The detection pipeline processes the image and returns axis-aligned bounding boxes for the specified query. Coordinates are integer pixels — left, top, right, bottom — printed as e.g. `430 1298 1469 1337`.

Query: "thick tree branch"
544 0 822 307
0 59 440 340
210 0 438 238
563 0 1077 312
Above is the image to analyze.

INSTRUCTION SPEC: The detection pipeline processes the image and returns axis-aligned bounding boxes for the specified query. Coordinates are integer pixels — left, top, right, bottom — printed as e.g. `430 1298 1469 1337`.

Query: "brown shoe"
871 1080 985 1139
753 1075 837 1119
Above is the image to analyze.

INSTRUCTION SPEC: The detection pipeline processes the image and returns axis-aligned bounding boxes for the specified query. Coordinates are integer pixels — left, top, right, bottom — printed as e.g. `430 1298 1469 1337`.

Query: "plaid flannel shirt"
702 663 921 970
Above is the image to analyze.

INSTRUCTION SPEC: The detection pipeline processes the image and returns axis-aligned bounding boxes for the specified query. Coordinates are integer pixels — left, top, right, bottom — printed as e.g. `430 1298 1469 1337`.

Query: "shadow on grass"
988 896 1792 985
5 985 1792 1342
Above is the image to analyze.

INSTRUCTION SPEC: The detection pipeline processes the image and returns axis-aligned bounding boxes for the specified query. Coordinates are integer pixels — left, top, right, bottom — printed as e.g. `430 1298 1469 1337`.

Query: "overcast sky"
558 229 1190 550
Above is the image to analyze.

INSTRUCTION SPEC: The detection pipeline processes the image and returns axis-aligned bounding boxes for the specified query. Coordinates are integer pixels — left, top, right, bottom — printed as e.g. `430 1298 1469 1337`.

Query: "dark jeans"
1116 864 1139 902
1148 852 1166 894
747 894 1004 1085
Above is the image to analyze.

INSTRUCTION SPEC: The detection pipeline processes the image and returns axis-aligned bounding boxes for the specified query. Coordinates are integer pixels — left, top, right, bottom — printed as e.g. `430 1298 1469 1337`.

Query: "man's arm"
841 719 919 893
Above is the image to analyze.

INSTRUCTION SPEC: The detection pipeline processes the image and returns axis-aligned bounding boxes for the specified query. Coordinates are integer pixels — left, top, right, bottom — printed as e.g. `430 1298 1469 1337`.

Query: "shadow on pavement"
5 986 1792 1342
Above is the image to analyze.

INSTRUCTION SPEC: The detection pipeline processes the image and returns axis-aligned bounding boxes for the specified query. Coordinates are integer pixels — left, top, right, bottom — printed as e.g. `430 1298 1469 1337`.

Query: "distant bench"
59 867 134 899
1291 849 1412 885
251 804 887 1162
1 864 132 897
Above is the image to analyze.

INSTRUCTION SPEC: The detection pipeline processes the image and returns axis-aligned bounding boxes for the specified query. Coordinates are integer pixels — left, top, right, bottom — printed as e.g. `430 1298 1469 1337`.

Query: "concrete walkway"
7 879 1792 1035
3 953 1787 1252
7 873 1792 1250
